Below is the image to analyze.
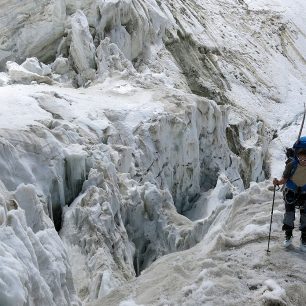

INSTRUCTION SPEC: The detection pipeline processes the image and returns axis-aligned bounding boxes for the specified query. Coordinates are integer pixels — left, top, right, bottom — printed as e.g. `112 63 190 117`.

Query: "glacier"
0 0 306 305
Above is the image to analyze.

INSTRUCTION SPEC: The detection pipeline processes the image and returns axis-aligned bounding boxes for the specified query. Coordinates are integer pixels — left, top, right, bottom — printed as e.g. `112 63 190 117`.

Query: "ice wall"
0 126 87 230
0 180 80 306
57 86 269 301
0 81 270 303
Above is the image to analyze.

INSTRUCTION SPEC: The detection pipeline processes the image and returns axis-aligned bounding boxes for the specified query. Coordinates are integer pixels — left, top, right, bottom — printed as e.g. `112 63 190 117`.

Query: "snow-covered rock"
51 56 70 75
96 0 167 61
0 72 9 86
69 10 96 86
6 61 53 85
96 38 135 80
0 0 66 70
21 57 51 76
14 184 53 233
0 0 168 86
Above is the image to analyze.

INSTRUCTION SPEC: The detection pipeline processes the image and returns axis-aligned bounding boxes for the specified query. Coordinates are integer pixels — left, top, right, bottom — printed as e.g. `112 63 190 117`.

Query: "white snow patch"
119 299 144 306
262 279 286 304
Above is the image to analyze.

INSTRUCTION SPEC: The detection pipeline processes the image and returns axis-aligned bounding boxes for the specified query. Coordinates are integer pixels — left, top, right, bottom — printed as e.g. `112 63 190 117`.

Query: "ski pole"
267 184 278 253
297 102 306 142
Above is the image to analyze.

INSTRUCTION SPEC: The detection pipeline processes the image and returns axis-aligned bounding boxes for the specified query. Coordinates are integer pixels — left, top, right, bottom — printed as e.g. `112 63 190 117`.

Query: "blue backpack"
285 136 306 192
293 136 306 151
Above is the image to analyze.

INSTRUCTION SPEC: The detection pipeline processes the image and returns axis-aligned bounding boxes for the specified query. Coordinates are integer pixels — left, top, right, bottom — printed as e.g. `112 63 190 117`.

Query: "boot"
283 230 293 248
300 232 306 252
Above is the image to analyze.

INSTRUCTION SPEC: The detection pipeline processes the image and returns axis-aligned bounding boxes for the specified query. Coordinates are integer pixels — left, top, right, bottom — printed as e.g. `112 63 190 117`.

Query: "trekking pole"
297 102 306 142
267 184 278 253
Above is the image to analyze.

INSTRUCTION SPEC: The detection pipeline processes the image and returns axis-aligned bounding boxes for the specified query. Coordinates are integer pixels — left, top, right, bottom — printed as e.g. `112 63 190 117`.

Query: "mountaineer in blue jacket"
273 137 306 251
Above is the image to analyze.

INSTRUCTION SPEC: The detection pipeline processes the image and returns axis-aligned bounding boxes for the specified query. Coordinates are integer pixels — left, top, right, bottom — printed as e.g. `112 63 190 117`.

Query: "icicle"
135 249 140 277
64 146 87 204
0 199 7 227
47 195 54 222
57 176 65 207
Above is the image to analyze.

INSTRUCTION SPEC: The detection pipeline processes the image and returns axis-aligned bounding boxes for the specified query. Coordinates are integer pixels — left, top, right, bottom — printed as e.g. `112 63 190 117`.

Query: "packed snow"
0 0 306 305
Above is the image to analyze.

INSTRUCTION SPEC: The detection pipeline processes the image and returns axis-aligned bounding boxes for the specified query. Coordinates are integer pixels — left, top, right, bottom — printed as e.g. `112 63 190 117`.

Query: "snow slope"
0 0 306 305
90 181 306 306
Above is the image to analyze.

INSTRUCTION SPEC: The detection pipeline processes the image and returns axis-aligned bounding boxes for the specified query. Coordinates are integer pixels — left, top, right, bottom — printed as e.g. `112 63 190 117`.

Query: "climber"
273 137 306 251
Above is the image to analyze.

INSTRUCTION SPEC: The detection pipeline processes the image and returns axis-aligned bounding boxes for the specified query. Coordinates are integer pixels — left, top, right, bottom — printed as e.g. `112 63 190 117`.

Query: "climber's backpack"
293 136 306 151
285 136 306 163
284 136 306 194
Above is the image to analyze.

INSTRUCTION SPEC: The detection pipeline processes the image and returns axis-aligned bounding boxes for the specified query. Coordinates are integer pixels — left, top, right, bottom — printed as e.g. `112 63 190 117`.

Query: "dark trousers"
283 189 306 232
